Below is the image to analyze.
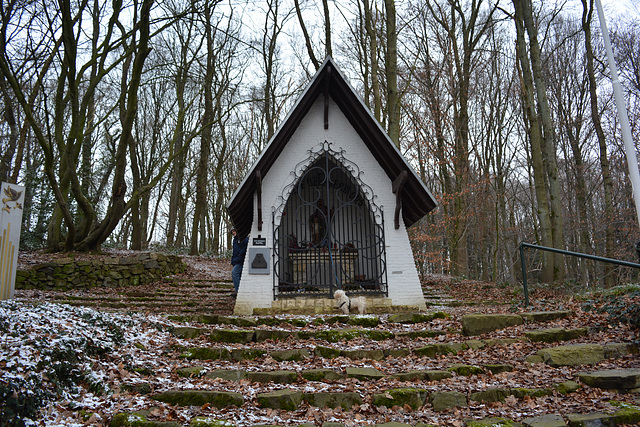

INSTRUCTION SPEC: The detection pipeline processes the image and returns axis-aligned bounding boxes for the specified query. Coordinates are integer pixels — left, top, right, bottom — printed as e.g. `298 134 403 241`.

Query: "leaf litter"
2 253 639 426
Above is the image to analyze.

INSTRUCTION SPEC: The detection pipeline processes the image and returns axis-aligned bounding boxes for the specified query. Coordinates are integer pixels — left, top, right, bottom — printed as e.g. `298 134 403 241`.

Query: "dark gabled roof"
227 57 437 238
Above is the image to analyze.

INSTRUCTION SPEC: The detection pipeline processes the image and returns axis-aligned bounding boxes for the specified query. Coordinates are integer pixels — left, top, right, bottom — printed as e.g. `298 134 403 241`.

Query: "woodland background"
1 0 639 288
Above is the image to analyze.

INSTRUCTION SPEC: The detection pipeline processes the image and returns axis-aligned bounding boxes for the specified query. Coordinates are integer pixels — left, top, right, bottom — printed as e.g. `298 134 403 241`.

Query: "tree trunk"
520 0 565 281
582 0 615 285
363 0 381 122
191 0 215 255
384 0 400 147
513 0 554 281
322 0 332 58
293 0 319 70
0 74 18 183
76 0 153 251
166 80 187 247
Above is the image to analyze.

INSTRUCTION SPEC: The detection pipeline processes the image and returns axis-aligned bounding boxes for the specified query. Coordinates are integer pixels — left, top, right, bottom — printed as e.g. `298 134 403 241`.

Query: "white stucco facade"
233 96 427 315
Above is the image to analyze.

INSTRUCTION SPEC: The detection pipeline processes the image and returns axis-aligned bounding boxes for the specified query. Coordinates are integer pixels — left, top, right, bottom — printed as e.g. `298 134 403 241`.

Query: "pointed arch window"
272 142 387 298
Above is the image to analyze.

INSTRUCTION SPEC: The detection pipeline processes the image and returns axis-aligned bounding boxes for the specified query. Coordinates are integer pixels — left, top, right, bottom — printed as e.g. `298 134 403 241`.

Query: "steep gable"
228 57 436 237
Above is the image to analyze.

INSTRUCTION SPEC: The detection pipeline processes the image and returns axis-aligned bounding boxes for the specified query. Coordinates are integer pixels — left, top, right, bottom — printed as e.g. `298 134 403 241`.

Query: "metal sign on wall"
1 182 25 300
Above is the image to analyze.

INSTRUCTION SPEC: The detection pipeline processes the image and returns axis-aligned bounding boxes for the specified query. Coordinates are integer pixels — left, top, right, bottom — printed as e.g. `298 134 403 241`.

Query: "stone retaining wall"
15 252 186 290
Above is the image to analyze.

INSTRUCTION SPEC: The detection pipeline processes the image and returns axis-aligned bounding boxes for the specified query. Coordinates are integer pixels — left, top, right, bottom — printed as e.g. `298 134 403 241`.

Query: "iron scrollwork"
272 141 387 299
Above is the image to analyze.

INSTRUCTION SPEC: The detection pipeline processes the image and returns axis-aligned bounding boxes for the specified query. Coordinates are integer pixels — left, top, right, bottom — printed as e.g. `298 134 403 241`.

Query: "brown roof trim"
227 57 437 238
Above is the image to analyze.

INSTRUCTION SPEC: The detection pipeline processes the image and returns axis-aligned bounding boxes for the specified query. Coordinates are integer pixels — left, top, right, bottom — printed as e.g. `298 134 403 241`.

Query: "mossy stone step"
555 380 581 394
610 402 640 425
110 411 182 427
180 347 231 361
230 348 266 360
342 348 386 361
196 326 446 344
520 310 572 323
469 388 510 403
173 326 208 339
270 348 311 361
372 387 428 409
301 368 345 381
577 368 640 390
387 312 449 324
467 418 522 427
521 414 564 427
304 391 362 409
524 327 587 343
176 366 205 378
414 342 467 358
308 328 395 342
470 387 553 403
247 370 298 384
253 304 419 315
462 313 524 336
346 366 385 380
174 366 466 384
190 417 236 427
152 390 243 407
483 364 514 374
255 329 299 341
256 389 303 410
531 343 638 367
448 364 483 376
430 390 468 412
180 336 531 363
209 329 255 343
205 369 247 381
565 412 613 426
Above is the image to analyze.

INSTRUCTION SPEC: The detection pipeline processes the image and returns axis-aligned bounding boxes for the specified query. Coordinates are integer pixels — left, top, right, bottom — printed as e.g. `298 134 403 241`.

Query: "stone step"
173 334 638 374
461 312 573 336
527 343 639 367
168 309 579 330
524 327 588 343
175 366 530 384
177 340 520 364
255 296 419 315
108 408 640 427
192 326 444 343
170 311 451 327
109 388 640 426
577 368 640 390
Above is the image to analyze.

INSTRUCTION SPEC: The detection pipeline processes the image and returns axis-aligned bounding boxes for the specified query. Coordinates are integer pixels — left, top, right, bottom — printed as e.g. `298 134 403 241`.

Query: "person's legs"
232 263 242 293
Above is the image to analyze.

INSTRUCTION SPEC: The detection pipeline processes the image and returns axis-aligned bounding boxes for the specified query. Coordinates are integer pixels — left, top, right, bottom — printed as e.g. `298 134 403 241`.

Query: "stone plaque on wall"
249 248 270 275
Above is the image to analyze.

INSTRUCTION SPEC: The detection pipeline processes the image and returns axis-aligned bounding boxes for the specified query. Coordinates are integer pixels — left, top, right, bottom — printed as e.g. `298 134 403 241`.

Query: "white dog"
334 289 367 315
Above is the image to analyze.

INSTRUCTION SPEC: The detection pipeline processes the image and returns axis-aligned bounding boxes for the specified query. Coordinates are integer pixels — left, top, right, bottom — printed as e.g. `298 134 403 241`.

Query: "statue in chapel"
309 199 331 247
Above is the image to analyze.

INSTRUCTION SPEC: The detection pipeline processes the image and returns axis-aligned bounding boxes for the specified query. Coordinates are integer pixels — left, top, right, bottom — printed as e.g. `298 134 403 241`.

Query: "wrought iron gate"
273 142 387 298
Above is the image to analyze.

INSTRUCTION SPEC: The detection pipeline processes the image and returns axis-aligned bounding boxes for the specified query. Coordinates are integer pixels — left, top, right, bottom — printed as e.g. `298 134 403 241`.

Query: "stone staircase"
14 261 639 426
109 308 640 427
16 276 237 316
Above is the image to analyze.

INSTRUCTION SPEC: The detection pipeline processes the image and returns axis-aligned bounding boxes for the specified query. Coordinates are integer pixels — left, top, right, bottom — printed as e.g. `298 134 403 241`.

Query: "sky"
569 0 639 21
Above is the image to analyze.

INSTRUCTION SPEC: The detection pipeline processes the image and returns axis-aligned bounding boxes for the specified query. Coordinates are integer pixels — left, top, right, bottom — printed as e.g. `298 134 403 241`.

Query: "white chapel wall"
233 97 426 314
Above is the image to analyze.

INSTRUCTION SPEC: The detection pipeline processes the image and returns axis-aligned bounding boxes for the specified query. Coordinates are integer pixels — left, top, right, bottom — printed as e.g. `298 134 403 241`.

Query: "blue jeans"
232 263 243 292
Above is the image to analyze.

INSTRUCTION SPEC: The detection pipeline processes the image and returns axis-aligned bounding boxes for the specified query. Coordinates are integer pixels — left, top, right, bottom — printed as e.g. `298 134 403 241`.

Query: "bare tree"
581 0 615 285
516 0 565 280
384 0 399 147
408 0 500 277
0 0 198 251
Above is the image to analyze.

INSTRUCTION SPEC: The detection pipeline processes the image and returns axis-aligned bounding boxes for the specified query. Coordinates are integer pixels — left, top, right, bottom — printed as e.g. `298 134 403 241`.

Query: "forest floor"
2 250 640 426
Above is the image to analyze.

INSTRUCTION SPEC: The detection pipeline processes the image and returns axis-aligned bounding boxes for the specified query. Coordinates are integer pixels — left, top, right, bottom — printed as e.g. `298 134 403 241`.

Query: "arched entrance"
273 142 387 298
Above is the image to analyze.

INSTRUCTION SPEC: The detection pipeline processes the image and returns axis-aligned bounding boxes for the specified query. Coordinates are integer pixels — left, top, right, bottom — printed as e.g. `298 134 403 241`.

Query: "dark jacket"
231 236 249 266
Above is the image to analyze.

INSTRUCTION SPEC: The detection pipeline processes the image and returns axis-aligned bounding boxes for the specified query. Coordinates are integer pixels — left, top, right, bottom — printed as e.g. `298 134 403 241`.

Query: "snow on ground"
0 300 177 426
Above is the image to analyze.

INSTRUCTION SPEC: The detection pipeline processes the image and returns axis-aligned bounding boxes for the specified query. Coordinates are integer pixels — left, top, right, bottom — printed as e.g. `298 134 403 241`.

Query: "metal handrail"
519 242 640 306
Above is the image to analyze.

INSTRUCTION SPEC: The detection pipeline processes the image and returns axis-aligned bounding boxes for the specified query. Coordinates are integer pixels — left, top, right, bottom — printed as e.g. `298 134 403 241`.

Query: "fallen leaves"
6 253 640 427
